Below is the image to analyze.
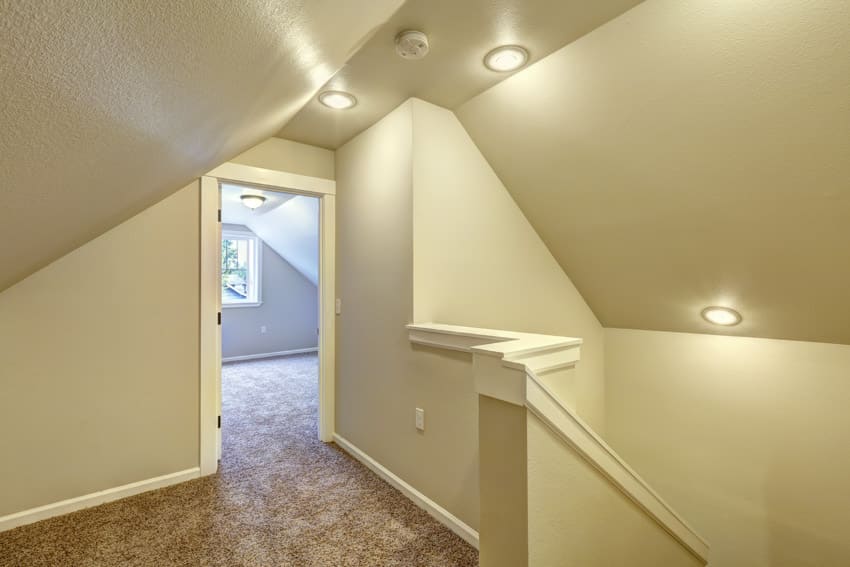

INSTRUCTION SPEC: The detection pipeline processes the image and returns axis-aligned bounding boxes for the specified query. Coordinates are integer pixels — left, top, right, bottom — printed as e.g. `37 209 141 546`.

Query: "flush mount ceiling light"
484 45 529 72
318 90 357 110
240 194 266 210
701 306 742 326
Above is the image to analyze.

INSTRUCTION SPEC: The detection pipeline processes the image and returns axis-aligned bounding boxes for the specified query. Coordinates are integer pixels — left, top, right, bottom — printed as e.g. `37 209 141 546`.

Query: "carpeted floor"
0 354 479 566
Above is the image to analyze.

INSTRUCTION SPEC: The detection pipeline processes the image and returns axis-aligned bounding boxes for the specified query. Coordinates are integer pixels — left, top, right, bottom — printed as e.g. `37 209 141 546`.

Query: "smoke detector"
395 30 430 60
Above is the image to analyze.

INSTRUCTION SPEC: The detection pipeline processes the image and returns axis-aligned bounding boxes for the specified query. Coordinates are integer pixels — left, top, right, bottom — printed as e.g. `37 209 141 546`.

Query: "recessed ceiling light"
701 306 742 326
484 45 529 72
318 90 357 110
240 194 266 210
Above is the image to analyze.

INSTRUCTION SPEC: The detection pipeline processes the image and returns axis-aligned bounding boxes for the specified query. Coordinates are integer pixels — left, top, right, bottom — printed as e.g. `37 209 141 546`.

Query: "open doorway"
200 166 336 476
218 183 319 466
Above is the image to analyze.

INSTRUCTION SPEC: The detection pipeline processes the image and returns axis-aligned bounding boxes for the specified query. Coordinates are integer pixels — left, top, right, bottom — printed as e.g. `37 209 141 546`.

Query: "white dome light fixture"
240 194 266 210
318 90 357 110
701 306 742 326
484 45 529 72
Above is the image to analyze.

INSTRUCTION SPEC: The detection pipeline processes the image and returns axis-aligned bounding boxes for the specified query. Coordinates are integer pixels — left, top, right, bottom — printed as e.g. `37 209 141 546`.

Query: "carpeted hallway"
0 354 479 566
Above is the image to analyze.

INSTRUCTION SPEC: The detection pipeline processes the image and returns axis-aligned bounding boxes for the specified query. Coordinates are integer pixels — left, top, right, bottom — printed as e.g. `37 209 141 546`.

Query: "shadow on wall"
764 448 850 566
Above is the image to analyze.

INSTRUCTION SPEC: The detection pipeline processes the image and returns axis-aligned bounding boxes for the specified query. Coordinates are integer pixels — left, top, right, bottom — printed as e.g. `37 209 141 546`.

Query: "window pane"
222 236 259 304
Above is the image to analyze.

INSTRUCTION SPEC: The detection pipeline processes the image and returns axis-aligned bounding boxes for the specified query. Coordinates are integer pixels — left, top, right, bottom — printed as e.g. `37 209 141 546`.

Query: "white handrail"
407 322 710 564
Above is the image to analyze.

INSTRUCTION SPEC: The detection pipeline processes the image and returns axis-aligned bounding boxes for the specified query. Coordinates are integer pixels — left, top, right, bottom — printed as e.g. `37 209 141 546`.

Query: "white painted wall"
605 328 850 566
221 225 318 360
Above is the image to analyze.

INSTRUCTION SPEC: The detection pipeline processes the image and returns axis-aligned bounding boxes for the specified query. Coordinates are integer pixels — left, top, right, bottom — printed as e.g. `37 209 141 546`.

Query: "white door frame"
200 162 336 476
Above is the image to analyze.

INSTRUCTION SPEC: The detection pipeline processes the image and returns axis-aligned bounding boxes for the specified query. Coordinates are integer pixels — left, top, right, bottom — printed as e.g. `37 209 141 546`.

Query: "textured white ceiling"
0 0 402 291
457 0 850 344
278 0 642 149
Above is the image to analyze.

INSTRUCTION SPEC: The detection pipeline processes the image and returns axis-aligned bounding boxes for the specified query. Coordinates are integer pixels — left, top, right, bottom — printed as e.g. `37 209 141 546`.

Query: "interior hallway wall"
0 183 200 517
0 136 333 520
221 224 318 360
231 137 335 180
335 98 609 532
605 328 850 566
336 101 481 530
410 99 606 431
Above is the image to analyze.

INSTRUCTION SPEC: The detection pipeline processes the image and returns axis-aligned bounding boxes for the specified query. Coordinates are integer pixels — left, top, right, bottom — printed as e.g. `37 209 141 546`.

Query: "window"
221 230 262 307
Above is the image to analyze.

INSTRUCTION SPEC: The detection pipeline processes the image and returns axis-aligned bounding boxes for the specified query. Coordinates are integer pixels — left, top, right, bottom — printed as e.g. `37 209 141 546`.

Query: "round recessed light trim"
484 45 529 72
240 194 266 210
318 90 357 110
701 306 742 326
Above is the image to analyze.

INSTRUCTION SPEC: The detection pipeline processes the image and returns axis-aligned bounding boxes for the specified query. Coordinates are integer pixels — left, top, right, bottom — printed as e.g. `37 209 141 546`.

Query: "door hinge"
217 209 221 222
217 312 221 325
217 415 221 429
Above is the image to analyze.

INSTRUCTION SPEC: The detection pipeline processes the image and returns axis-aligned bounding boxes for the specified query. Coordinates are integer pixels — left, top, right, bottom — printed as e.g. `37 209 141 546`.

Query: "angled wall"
456 0 850 345
0 136 334 522
0 183 200 517
411 99 606 430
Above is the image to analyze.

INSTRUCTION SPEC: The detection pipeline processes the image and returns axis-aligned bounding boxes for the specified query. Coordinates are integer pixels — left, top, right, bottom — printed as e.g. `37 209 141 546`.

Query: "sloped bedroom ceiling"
0 0 403 292
457 0 850 345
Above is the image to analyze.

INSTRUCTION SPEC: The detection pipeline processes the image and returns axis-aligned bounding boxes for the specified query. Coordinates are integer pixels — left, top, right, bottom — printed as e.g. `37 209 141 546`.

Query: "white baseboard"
332 433 479 549
222 347 318 363
0 467 200 533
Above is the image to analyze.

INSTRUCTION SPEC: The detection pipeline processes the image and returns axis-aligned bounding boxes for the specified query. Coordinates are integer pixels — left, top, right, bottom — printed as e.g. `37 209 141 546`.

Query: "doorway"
199 164 336 476
218 183 319 465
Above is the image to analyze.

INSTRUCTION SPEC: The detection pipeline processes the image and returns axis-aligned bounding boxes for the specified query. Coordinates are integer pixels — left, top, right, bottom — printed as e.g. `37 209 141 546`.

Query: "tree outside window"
221 230 261 306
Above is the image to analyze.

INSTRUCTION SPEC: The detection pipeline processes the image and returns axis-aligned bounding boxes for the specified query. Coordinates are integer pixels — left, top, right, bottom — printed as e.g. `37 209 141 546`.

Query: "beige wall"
0 183 200 516
335 97 609 533
221 225 318 359
335 101 480 529
479 396 528 567
605 328 850 566
231 137 335 180
410 99 606 431
527 410 703 567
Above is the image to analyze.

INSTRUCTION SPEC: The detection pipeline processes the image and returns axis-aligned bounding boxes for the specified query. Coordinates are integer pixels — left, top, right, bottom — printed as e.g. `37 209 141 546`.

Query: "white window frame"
220 228 263 308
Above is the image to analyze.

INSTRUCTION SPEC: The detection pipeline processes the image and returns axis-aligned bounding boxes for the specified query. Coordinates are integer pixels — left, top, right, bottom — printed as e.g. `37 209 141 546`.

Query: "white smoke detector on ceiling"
395 30 430 60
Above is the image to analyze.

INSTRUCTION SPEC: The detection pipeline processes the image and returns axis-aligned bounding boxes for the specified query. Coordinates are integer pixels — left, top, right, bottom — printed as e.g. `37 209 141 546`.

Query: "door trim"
200 165 336 476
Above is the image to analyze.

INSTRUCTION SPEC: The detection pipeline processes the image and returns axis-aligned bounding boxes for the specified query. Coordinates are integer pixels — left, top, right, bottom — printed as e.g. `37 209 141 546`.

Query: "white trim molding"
406 322 710 565
206 162 335 196
525 373 710 562
0 468 200 533
201 163 337 475
222 347 318 363
333 434 479 550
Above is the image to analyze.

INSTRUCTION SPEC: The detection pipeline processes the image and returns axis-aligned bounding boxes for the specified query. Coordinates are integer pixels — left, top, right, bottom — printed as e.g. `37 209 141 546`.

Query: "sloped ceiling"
457 0 850 344
0 0 403 292
221 185 319 284
278 0 643 149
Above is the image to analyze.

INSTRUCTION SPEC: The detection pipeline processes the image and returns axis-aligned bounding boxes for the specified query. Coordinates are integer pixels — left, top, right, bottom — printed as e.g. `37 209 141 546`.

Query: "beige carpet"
0 354 479 566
